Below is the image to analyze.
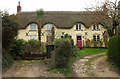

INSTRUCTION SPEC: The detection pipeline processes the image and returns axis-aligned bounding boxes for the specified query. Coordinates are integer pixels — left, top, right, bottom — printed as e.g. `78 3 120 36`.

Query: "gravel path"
71 53 120 77
2 61 64 77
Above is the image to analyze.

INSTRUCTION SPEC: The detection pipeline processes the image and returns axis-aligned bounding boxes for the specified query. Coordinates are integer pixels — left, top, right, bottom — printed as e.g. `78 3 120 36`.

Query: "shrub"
2 49 13 69
23 39 45 54
54 38 72 68
107 36 120 67
10 39 24 60
72 45 80 57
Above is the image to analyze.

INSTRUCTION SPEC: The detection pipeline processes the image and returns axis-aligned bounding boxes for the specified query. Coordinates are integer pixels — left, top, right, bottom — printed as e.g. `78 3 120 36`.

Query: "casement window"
29 35 37 40
61 35 64 38
46 36 52 42
70 36 72 38
93 25 99 30
93 35 100 41
29 24 37 30
46 24 52 30
76 23 82 30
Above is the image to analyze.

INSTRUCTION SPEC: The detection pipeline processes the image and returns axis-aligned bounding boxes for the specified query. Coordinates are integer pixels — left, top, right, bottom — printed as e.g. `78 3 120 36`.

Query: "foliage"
35 9 44 19
49 67 71 77
62 33 74 47
35 9 44 41
107 27 114 37
54 38 72 68
2 49 13 69
72 45 80 58
2 12 19 51
73 48 107 58
10 39 24 60
107 36 120 67
23 39 45 53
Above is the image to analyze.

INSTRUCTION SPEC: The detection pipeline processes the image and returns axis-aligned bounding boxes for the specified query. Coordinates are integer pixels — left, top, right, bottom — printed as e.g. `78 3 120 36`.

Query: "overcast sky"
0 0 118 14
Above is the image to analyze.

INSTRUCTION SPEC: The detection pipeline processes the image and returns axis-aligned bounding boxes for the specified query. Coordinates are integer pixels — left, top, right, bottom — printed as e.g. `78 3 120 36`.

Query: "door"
76 35 82 47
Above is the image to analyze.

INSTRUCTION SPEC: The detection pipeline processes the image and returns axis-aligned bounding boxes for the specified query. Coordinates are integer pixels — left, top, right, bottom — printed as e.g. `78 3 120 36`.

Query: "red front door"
76 35 82 47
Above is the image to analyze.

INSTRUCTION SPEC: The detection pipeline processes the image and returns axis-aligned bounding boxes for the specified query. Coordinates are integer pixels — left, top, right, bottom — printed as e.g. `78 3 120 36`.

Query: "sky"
0 0 118 14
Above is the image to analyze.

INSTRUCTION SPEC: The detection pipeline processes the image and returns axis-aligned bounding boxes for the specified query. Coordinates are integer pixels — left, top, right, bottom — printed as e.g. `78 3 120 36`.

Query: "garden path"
71 53 120 77
2 61 64 77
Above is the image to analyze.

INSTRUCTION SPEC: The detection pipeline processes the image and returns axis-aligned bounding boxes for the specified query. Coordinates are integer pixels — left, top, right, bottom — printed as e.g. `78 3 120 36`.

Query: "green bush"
54 38 72 68
107 36 120 67
2 49 13 69
10 39 24 60
23 39 45 54
72 45 80 57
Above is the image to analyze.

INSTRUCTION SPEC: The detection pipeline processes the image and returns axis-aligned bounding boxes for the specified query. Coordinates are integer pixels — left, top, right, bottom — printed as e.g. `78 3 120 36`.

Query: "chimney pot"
17 1 21 13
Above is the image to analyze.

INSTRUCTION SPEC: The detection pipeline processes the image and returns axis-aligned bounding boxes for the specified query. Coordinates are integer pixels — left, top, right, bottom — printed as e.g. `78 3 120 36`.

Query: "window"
46 36 52 42
61 35 64 38
93 25 99 30
46 24 52 30
93 35 100 41
29 35 37 40
76 23 82 30
77 36 81 41
29 24 37 30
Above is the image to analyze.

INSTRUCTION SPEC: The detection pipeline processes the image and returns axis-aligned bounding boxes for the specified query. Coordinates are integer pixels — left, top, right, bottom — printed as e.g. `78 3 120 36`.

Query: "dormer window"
76 23 82 30
46 24 52 30
29 24 37 31
93 25 99 30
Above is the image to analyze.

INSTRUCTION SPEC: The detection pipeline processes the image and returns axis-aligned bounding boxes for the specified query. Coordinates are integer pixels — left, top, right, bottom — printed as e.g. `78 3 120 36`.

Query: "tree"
85 0 120 36
35 9 44 42
2 11 19 51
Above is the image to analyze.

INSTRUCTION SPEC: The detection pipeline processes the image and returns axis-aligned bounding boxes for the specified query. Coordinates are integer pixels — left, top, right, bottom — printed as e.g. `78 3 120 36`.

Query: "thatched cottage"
17 2 112 47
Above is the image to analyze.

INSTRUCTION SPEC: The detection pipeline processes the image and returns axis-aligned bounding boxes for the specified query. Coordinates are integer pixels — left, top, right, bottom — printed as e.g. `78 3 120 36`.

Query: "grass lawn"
75 48 107 57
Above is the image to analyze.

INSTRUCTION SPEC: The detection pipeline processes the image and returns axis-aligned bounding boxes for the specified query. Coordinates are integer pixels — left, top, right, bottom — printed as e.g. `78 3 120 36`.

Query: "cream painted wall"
17 23 107 47
41 24 107 47
17 23 38 41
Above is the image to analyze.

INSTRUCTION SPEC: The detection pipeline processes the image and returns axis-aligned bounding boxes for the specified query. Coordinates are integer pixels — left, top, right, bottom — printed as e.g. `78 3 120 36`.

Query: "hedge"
54 38 72 68
2 50 13 69
11 39 24 60
107 36 120 66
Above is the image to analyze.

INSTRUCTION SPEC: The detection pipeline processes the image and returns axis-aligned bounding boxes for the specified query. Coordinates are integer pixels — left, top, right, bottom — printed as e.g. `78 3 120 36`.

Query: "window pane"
76 24 78 30
29 36 37 40
97 26 99 30
97 35 100 41
79 24 81 30
93 26 96 30
77 36 81 41
47 36 52 42
30 24 36 30
46 24 52 30
93 35 96 41
61 36 64 38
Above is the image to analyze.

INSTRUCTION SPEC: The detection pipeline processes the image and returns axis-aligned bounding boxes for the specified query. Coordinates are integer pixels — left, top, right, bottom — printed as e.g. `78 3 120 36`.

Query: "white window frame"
29 35 37 40
46 24 52 30
61 35 64 38
93 35 100 41
93 25 99 30
76 23 82 30
29 24 37 31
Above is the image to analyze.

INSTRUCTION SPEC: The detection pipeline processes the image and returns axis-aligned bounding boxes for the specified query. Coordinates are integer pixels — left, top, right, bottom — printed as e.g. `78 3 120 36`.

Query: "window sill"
29 30 37 31
75 29 83 31
45 30 51 31
92 29 100 31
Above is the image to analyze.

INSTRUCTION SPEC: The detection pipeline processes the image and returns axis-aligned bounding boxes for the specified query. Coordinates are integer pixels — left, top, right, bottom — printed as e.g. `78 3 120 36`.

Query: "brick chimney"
17 1 21 13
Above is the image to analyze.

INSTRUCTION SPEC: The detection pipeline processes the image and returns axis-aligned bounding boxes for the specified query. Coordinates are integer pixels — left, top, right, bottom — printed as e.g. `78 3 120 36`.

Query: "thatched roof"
17 11 111 29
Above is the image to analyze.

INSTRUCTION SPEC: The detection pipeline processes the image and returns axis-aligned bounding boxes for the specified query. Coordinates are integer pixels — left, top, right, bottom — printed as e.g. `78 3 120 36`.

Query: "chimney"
17 1 21 13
